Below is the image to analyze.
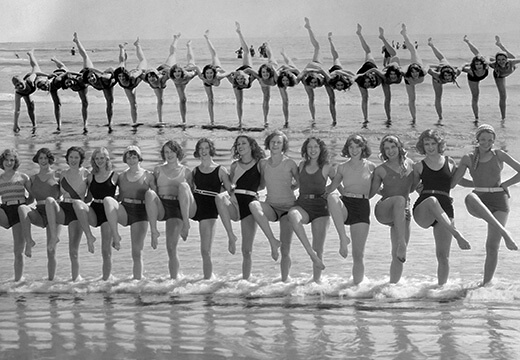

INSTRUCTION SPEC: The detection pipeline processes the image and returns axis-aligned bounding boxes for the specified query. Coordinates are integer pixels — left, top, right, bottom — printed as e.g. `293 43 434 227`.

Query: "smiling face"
163 146 178 162
383 140 400 161
496 54 508 67
197 141 211 159
67 150 82 168
422 137 439 156
236 137 251 157
38 153 50 167
204 68 215 80
3 154 16 170
281 75 291 87
477 131 495 152
173 67 183 79
348 142 363 159
306 139 320 160
269 135 284 154
94 152 107 169
87 73 98 85
260 67 271 80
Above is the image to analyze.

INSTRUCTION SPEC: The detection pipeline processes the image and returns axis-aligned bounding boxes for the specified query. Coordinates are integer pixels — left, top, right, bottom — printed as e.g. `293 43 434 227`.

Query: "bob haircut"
32 147 55 164
232 135 265 161
90 147 113 173
11 75 23 86
303 72 324 87
193 138 216 158
439 65 457 82
122 146 143 162
161 140 184 161
169 64 186 79
415 129 446 155
354 73 376 89
405 63 425 79
301 137 329 167
342 134 371 159
276 70 297 88
114 67 131 83
329 74 353 91
202 64 218 79
470 55 489 72
258 64 275 79
0 149 20 170
264 130 289 153
379 134 407 163
494 51 509 63
384 65 403 83
65 146 86 166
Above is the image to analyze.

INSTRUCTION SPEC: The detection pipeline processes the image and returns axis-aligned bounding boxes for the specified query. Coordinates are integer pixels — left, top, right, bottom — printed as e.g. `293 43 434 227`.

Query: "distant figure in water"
71 46 76 56
235 47 243 59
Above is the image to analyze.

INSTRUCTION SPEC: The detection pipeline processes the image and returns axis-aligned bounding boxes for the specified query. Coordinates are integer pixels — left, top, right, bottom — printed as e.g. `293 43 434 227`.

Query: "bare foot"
112 234 121 251
428 37 433 47
47 236 60 252
133 37 140 47
463 35 469 43
119 42 127 49
13 125 20 133
181 222 190 241
328 32 333 41
311 254 325 270
495 35 501 47
235 21 241 33
25 239 36 258
304 17 311 30
204 30 210 39
151 230 160 249
86 234 96 254
269 238 281 261
400 24 407 36
396 243 407 263
228 233 238 255
356 24 362 36
339 234 351 258
378 27 385 40
73 32 78 44
174 33 181 40
503 229 518 250
454 231 471 250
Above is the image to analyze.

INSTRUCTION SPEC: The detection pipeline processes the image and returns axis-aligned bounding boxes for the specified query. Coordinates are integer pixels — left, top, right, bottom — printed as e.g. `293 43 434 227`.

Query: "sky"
2 0 520 43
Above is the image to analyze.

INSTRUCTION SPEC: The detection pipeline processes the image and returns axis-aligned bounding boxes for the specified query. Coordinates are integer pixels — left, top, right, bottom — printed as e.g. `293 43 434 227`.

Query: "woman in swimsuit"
451 124 520 285
192 30 227 126
370 135 414 284
427 37 462 125
400 24 428 125
226 22 257 128
183 138 231 279
104 145 154 280
354 24 395 127
12 50 39 132
489 36 520 121
327 135 376 285
277 49 301 128
86 147 119 280
0 149 31 281
168 34 198 126
412 129 471 286
45 146 94 281
74 32 116 132
18 148 60 279
114 38 146 127
143 35 178 125
287 137 335 283
249 130 299 282
462 36 490 123
215 135 265 280
145 140 192 279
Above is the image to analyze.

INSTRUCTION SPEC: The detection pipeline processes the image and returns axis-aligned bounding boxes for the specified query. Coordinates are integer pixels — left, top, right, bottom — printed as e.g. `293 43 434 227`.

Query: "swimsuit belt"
474 187 503 193
342 193 368 199
300 193 325 200
3 199 25 206
234 189 257 197
193 189 219 197
123 198 145 204
159 195 178 200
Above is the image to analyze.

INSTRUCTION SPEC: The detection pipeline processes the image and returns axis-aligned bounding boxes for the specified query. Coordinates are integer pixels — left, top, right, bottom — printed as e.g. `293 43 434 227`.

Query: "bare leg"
356 24 374 62
235 22 252 67
379 27 397 58
215 193 239 254
287 208 325 271
186 40 195 67
304 17 321 63
428 37 447 63
327 194 351 258
73 32 94 69
249 201 281 261
463 35 481 56
164 34 180 66
495 36 515 58
134 37 147 70
204 30 221 68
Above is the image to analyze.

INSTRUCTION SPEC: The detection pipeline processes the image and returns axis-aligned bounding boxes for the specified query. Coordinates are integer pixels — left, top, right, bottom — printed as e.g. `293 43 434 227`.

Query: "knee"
201 247 212 259
248 201 261 215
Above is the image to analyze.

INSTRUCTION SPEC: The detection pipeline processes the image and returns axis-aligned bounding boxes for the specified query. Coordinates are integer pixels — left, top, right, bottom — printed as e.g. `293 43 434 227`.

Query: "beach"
1 33 520 359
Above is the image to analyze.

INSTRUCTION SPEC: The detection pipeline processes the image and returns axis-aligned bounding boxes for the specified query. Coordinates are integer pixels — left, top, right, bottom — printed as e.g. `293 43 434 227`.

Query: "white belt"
342 193 368 199
193 189 219 197
234 189 257 197
474 187 504 193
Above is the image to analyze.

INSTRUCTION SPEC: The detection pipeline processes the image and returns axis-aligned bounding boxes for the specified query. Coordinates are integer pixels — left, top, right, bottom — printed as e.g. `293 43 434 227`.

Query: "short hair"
232 135 265 161
114 67 130 84
415 129 446 155
303 72 324 87
439 65 457 82
328 74 353 91
470 55 489 72
276 70 297 88
11 75 23 86
32 147 55 164
405 63 425 79
65 146 86 166
0 149 20 170
342 134 371 158
384 65 403 83
170 64 186 79
122 145 143 162
264 130 289 153
258 64 275 79
90 147 112 173
495 51 508 62
202 64 218 79
354 73 375 88
193 138 216 158
301 137 329 167
379 134 407 162
161 140 184 161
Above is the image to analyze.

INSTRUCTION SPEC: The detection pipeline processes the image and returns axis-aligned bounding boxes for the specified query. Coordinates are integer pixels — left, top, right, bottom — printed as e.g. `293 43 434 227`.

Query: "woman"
412 129 471 286
489 36 520 121
354 24 397 127
45 146 94 281
249 130 299 282
226 22 257 128
87 148 118 280
400 24 428 125
215 135 265 280
462 36 490 123
143 35 178 125
287 137 334 283
12 50 38 132
0 149 31 281
193 30 227 126
18 148 60 280
451 124 520 286
104 146 153 280
74 32 116 132
114 38 146 126
427 37 462 125
145 140 192 279
326 135 375 285
370 135 414 284
181 138 230 279
277 49 301 128
168 35 197 126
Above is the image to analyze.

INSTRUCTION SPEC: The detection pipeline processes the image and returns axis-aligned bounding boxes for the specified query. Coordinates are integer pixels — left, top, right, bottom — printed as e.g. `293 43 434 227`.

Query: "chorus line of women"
1 125 519 286
12 20 520 133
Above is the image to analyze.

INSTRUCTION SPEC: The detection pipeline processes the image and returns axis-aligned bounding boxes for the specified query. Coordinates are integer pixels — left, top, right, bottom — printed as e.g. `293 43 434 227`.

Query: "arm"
450 155 472 188
497 150 520 189
289 159 299 191
219 166 232 192
369 166 384 199
326 163 343 193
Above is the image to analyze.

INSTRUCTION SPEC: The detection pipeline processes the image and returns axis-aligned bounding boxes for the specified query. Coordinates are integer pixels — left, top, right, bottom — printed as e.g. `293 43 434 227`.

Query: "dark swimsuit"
192 166 222 221
119 172 149 225
295 166 329 223
15 74 36 96
467 69 489 82
413 157 454 227
59 177 82 226
31 175 60 227
89 172 117 227
234 162 261 220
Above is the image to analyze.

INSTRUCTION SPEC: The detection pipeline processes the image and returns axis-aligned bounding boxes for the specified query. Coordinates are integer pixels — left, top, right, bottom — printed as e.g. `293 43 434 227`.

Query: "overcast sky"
3 0 520 43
